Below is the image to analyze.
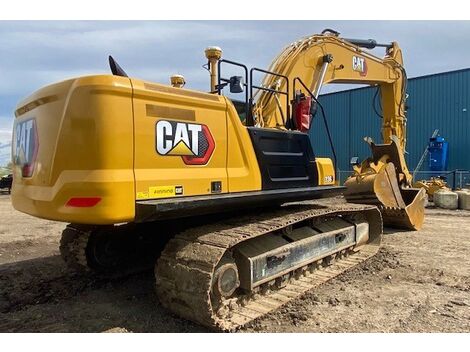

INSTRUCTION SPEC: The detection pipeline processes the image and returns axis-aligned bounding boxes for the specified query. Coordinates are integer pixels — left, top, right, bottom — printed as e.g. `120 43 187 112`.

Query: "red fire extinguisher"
291 91 316 132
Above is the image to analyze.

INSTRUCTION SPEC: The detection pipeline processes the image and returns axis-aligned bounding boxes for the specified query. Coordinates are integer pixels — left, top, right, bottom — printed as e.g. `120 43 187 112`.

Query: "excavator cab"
215 58 338 192
215 59 335 191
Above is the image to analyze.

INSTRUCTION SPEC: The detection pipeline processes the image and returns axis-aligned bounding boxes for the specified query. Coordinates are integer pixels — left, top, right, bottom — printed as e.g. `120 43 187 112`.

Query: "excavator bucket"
344 140 427 231
381 187 426 230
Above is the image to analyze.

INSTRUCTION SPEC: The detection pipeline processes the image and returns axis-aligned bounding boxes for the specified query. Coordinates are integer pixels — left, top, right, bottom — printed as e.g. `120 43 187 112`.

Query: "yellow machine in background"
10 29 422 330
414 177 449 201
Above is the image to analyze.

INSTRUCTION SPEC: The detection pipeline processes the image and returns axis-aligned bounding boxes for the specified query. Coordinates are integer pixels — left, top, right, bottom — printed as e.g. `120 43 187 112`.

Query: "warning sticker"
137 185 184 200
136 191 149 200
149 185 176 198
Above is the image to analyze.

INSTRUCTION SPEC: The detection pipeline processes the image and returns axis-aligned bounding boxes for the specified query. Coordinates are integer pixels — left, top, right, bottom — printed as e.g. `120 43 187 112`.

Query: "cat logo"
352 56 367 76
13 118 38 177
156 120 215 165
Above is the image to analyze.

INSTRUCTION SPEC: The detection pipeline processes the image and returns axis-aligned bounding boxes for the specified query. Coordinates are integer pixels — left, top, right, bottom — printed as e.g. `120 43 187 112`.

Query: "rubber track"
59 225 156 279
59 225 91 272
155 203 382 331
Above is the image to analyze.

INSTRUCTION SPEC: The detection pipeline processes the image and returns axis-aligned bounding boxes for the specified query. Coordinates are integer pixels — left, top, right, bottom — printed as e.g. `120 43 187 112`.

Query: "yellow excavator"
11 29 424 330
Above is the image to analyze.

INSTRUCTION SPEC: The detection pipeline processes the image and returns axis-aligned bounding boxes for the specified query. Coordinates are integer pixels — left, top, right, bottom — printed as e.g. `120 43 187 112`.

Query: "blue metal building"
310 68 470 181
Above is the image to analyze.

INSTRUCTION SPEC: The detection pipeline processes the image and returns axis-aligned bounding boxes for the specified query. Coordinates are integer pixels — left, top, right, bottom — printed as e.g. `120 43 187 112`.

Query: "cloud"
0 21 266 74
1 20 470 164
0 121 12 166
0 117 13 129
0 130 12 153
0 21 273 115
0 117 13 147
2 20 470 134
0 135 11 166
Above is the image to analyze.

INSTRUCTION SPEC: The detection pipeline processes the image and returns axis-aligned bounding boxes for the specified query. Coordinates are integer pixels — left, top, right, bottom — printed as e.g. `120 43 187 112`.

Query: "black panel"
247 127 319 190
135 185 345 222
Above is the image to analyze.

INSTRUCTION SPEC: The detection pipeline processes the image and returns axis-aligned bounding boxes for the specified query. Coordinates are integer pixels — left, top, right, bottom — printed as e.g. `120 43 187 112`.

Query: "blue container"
428 136 449 171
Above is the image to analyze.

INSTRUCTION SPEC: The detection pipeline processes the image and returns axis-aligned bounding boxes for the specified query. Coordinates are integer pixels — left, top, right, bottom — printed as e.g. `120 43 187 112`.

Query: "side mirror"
229 76 244 93
350 157 360 166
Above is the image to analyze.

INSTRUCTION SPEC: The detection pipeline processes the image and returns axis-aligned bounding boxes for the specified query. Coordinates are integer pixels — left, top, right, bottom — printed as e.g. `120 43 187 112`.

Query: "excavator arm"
253 30 425 230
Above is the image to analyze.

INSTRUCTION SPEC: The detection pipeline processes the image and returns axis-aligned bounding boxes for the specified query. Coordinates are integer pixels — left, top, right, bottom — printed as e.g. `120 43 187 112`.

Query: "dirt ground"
0 193 469 333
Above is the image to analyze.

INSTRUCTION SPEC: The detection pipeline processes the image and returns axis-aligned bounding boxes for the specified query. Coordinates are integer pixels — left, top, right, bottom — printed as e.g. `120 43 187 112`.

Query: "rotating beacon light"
170 74 186 88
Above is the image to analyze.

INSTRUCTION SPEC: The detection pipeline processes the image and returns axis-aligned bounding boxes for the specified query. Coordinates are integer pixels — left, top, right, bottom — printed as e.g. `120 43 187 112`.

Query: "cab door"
131 79 228 201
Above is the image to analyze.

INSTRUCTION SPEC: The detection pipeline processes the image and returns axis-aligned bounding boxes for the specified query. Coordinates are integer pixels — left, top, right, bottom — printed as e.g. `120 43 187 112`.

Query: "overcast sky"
1 20 470 146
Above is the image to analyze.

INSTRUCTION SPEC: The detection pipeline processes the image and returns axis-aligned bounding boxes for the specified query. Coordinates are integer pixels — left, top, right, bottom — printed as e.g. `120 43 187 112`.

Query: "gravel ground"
0 194 469 333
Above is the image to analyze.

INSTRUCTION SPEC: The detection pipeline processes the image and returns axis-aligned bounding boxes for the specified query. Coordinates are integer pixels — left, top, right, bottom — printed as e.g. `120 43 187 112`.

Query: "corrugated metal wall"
310 68 470 174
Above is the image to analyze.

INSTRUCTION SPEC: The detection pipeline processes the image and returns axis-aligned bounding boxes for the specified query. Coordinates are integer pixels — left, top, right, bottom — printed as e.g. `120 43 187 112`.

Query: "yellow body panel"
315 158 335 186
132 79 229 198
11 75 269 225
225 102 262 193
131 78 262 199
12 75 135 224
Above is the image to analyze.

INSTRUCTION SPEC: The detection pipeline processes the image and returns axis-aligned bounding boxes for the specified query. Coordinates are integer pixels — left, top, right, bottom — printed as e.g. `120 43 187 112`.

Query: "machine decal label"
352 56 367 76
13 118 38 172
136 191 149 200
175 185 184 195
137 185 184 200
156 120 215 165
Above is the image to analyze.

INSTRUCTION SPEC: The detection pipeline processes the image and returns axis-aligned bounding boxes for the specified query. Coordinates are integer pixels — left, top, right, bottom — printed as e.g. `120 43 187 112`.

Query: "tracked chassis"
59 202 381 331
156 203 382 331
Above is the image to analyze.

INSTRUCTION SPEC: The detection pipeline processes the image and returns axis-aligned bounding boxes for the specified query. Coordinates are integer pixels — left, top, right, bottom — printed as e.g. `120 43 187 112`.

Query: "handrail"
250 67 290 127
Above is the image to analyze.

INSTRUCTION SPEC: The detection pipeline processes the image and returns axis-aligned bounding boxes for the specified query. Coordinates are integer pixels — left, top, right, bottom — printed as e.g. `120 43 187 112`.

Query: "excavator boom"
254 30 425 230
